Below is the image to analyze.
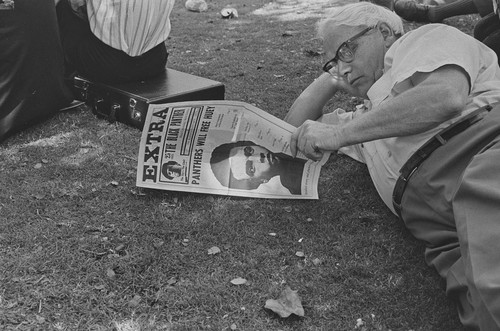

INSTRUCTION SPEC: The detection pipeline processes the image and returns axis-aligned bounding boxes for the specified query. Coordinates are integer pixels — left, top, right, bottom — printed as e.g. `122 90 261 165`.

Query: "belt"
392 104 493 219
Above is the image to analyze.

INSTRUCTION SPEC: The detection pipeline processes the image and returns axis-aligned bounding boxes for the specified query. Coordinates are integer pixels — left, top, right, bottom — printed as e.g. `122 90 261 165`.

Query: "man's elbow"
439 86 467 120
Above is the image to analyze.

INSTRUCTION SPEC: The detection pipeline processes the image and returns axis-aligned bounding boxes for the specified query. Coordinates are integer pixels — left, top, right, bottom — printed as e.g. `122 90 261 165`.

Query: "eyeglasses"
322 26 374 73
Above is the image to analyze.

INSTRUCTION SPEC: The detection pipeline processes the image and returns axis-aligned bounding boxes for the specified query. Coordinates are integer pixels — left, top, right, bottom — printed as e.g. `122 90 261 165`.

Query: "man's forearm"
284 73 339 127
339 83 465 147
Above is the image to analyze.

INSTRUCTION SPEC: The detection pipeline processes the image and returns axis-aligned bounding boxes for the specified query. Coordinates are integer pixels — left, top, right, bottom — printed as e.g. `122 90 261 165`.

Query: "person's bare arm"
284 73 352 127
290 65 470 160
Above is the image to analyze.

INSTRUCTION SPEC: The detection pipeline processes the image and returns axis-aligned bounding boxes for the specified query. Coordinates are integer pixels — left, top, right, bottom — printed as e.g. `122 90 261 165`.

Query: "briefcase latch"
110 103 120 122
93 99 119 123
129 98 142 122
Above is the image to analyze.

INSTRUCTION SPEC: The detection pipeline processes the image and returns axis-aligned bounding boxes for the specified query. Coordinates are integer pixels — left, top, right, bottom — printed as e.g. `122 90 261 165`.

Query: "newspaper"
136 100 329 199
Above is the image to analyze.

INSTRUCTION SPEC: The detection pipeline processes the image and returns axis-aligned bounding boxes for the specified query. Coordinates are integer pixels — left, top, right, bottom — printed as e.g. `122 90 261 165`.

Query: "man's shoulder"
387 23 477 69
401 23 465 43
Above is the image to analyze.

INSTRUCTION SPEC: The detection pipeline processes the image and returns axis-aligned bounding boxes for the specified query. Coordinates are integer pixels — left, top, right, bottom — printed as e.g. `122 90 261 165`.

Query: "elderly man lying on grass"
286 2 500 329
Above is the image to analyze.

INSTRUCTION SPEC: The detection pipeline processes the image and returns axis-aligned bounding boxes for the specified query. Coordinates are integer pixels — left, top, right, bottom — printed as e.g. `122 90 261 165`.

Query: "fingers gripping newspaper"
136 100 329 199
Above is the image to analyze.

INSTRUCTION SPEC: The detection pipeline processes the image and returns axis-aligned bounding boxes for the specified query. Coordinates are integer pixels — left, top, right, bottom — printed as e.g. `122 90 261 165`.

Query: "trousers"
401 104 500 330
0 0 72 142
55 0 168 84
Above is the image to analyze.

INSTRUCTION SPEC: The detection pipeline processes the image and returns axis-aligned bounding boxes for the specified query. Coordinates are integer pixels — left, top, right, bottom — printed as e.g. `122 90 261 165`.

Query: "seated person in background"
1 0 73 142
56 0 175 84
474 0 500 59
393 0 500 63
394 0 492 22
286 2 500 329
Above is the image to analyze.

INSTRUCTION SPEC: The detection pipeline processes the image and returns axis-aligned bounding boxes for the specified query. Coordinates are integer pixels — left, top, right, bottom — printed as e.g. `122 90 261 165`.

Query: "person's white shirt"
69 0 175 57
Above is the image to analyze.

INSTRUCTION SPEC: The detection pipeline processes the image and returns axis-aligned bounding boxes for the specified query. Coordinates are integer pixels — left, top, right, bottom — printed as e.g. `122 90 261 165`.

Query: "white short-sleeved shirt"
333 24 500 215
86 0 175 57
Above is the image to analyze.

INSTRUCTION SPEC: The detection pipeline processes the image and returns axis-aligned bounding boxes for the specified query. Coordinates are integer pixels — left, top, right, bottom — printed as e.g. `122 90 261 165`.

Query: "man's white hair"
317 2 404 39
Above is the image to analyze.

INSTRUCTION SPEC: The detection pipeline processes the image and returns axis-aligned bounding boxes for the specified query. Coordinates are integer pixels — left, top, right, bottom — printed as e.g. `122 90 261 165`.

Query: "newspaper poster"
136 100 329 199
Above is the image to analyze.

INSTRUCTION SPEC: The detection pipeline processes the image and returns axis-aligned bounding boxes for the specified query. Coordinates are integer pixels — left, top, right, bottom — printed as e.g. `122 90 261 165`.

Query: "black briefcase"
72 68 225 129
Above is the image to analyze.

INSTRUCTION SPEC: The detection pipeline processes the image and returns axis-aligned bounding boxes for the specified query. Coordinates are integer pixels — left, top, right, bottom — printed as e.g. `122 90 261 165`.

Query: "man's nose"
337 61 351 79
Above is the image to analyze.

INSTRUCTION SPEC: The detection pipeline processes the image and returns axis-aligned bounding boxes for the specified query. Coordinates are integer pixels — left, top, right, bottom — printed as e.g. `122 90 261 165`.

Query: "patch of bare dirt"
252 0 353 21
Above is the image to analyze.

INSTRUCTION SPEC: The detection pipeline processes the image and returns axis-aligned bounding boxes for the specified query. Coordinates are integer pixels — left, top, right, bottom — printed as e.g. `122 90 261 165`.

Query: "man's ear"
377 22 397 48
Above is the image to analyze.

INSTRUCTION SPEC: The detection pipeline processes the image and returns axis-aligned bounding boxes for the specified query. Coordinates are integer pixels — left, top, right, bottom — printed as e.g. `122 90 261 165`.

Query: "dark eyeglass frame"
322 26 374 73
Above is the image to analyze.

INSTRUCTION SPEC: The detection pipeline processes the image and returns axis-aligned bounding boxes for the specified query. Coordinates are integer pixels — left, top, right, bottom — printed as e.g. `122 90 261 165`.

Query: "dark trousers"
56 0 168 84
0 0 72 142
474 12 500 65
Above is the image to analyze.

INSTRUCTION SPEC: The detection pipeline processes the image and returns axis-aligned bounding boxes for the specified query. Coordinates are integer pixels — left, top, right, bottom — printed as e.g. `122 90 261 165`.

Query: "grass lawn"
0 0 480 330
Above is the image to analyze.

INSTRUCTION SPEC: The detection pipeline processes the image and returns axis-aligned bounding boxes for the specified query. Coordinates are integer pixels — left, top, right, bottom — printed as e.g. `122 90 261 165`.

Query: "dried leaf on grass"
106 268 116 279
295 251 305 258
264 286 304 318
230 277 247 285
33 193 45 200
282 30 299 37
207 246 221 255
153 239 165 248
114 244 125 252
128 295 141 308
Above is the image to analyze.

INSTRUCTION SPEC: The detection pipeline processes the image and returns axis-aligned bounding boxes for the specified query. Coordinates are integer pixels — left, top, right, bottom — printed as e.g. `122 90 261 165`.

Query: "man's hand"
290 120 341 161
